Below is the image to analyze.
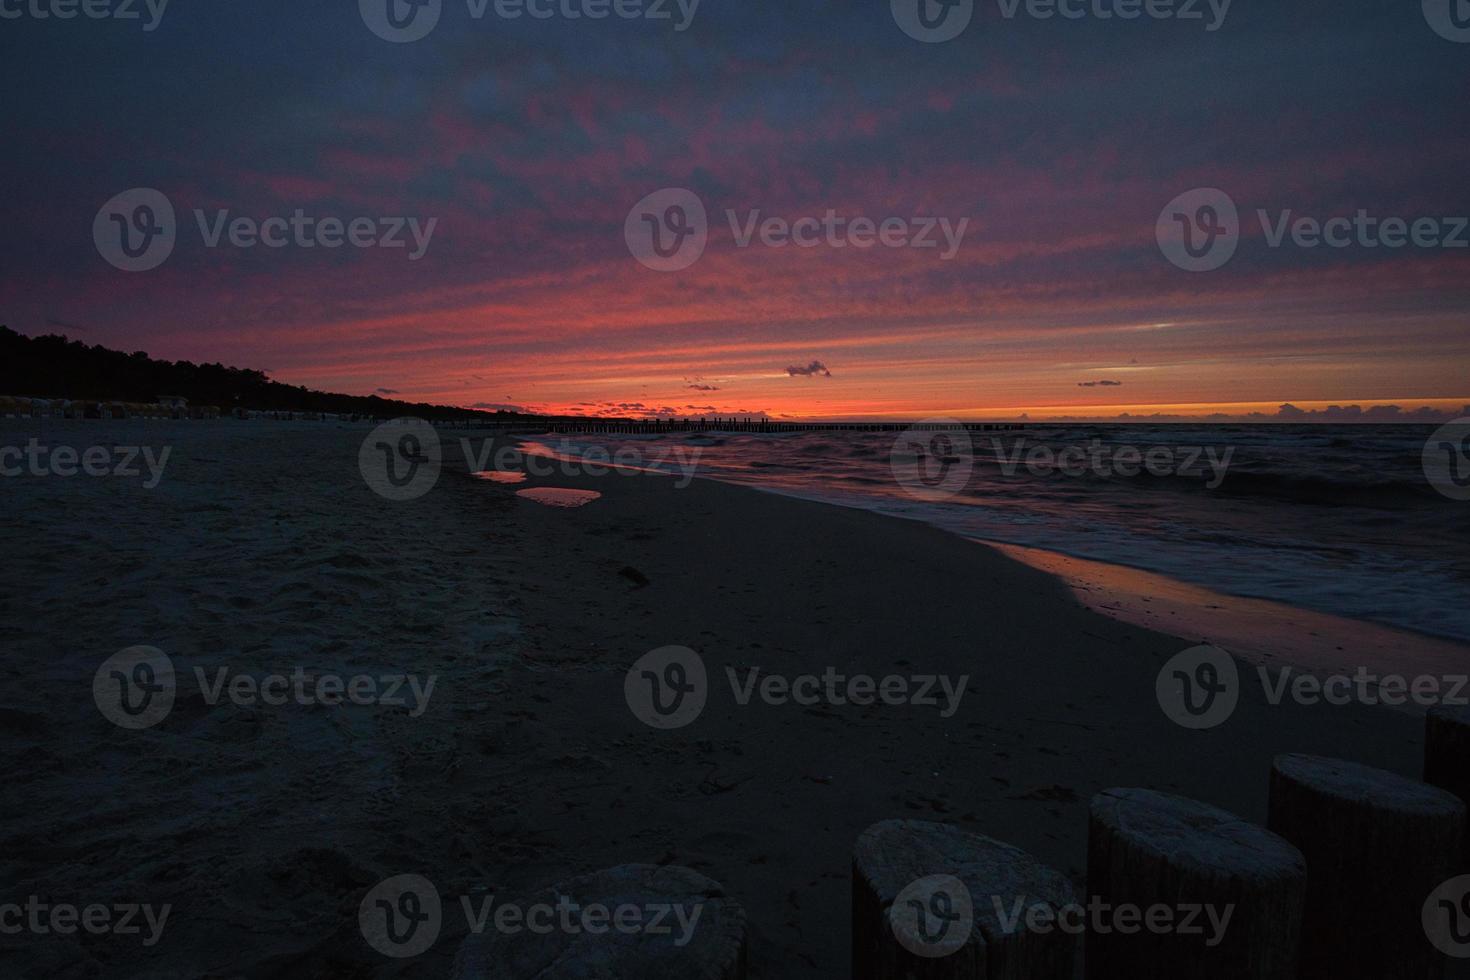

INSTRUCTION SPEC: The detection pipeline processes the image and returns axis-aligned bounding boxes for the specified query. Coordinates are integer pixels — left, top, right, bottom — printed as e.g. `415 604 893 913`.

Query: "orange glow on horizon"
488 396 1470 422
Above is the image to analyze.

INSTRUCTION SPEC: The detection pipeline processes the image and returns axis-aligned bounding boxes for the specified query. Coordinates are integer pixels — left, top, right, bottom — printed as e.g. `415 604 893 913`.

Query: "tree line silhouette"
0 326 519 420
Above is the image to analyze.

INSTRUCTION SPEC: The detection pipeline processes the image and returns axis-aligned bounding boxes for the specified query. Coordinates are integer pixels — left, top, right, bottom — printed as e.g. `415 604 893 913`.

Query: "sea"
520 424 1470 645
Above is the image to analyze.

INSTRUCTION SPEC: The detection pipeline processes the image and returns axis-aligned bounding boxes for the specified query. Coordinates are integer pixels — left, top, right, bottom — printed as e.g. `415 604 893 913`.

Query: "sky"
2 0 1468 420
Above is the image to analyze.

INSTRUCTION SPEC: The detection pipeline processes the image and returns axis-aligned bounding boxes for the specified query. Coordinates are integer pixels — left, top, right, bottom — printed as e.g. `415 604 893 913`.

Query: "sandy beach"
9 0 1469 972
0 419 1451 978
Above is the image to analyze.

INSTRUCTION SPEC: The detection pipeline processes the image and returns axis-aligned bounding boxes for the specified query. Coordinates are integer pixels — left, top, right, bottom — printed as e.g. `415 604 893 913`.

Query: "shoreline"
444 428 1432 976
982 540 1470 695
516 430 1469 682
1 420 1445 977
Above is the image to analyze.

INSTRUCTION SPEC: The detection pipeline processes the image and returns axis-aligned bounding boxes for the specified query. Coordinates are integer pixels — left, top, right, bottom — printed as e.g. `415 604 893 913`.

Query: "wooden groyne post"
1086 788 1306 979
1426 704 1470 866
1268 753 1465 978
852 819 1077 979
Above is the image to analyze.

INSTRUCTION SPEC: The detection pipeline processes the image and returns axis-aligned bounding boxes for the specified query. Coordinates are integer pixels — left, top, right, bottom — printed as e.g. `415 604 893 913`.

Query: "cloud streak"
0 4 1464 418
786 360 833 378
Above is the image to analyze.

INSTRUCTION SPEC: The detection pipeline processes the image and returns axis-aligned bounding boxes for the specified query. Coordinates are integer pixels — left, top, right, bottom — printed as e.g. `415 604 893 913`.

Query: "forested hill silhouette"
0 326 518 420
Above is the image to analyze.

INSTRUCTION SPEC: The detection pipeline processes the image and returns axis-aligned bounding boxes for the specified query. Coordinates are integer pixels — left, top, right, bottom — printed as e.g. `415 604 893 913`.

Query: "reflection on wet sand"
986 539 1470 697
473 470 528 484
515 487 602 508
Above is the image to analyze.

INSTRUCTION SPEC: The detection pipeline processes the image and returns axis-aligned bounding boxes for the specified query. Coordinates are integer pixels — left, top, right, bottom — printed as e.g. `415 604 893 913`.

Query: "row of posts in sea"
0 401 1026 434
448 417 1026 434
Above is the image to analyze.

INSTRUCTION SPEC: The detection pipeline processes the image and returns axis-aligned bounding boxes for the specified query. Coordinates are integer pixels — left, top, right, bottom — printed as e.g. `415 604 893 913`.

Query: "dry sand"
0 419 1444 978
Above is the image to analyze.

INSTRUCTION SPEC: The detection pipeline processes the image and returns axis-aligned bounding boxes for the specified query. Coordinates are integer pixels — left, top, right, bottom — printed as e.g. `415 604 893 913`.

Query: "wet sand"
0 420 1438 978
986 540 1470 693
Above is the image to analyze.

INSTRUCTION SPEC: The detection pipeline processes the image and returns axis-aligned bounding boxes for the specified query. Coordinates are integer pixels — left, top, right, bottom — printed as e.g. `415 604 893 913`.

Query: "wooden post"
852 819 1077 979
1086 788 1306 979
1426 705 1470 866
449 864 746 979
1268 753 1465 979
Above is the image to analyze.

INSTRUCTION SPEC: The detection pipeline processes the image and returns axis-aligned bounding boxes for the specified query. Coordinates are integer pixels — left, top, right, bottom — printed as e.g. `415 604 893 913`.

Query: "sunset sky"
3 1 1468 420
